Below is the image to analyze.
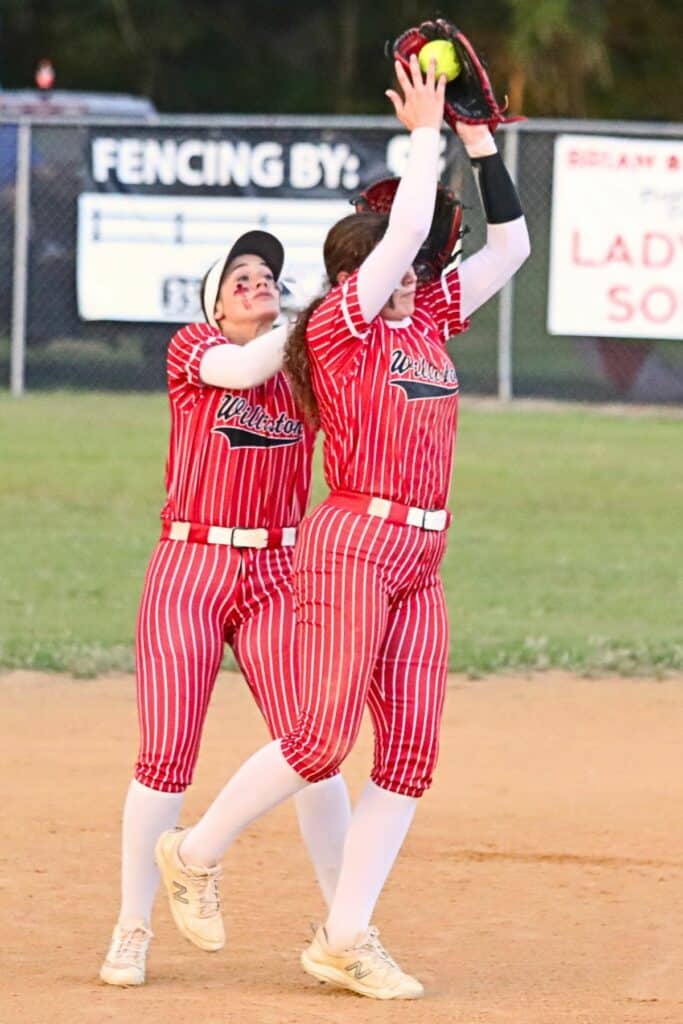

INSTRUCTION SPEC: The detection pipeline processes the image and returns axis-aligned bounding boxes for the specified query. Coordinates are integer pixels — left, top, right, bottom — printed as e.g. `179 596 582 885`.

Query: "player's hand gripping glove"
352 176 464 283
392 19 523 133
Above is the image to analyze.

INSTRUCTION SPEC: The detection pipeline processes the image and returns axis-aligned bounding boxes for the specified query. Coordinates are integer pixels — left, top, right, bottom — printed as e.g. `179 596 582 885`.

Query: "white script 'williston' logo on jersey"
389 348 459 401
212 393 304 449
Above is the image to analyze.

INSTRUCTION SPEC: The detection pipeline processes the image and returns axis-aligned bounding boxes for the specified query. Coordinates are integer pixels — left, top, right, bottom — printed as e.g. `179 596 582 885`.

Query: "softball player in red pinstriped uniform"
156 55 529 999
100 231 353 987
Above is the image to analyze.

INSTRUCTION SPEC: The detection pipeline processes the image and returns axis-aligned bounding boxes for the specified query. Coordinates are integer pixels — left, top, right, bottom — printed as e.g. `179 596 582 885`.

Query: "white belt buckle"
207 525 234 545
232 528 268 549
406 506 426 529
281 527 297 547
169 521 191 541
368 497 391 519
424 509 447 531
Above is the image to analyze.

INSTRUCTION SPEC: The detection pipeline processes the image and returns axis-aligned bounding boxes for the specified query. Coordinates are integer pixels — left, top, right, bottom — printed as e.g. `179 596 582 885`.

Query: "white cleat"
301 925 424 1000
99 919 153 987
155 827 225 952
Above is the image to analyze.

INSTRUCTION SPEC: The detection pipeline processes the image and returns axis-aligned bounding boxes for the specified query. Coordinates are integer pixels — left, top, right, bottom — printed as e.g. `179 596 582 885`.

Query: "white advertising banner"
548 134 683 340
77 193 350 322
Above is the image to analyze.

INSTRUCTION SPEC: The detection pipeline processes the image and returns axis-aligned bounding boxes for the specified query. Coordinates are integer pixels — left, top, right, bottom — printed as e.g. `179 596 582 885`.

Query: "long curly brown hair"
284 212 388 424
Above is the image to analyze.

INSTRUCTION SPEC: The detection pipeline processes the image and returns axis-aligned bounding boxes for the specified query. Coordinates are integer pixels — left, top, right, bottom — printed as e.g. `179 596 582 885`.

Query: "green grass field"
1 393 681 676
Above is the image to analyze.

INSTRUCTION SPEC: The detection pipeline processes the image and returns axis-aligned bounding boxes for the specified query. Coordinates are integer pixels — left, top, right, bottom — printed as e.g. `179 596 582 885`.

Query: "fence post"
10 120 31 397
496 125 520 402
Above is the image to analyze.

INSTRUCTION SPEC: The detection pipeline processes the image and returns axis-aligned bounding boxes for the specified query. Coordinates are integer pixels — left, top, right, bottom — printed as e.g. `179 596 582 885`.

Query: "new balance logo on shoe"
301 926 423 999
345 960 373 980
172 881 189 904
155 828 225 952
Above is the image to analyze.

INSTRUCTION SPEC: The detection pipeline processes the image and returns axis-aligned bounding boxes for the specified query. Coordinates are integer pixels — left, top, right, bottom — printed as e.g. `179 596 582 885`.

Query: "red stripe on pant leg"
361 523 427 784
401 579 449 795
135 541 239 792
231 548 300 739
367 577 449 797
281 506 391 781
165 543 240 788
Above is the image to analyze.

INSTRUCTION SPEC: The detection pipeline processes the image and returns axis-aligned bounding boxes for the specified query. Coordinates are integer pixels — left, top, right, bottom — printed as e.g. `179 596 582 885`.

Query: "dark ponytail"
284 296 326 425
284 212 388 423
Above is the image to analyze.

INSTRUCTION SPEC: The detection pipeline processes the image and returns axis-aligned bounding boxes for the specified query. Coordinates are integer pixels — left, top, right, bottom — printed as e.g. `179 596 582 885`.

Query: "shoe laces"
363 927 400 971
187 864 222 919
111 924 151 964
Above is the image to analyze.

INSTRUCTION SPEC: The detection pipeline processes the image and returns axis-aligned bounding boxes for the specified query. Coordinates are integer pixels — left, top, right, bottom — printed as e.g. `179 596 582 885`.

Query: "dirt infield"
3 670 683 1024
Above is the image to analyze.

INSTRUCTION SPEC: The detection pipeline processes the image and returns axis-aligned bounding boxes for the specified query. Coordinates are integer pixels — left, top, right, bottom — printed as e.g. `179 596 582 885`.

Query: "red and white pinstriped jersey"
306 269 470 510
160 323 315 529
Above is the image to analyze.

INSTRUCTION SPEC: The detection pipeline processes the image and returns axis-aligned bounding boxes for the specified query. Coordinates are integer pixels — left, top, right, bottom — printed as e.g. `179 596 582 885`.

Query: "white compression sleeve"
458 129 530 320
459 217 530 320
118 779 184 925
199 323 287 389
356 126 441 323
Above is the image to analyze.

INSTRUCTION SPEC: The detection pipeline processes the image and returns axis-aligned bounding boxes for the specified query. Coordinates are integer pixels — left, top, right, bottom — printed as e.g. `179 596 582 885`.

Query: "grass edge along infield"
1 393 681 677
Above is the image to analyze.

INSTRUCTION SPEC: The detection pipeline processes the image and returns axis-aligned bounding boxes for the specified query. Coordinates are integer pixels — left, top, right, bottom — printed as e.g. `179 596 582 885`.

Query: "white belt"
367 497 449 532
168 521 297 548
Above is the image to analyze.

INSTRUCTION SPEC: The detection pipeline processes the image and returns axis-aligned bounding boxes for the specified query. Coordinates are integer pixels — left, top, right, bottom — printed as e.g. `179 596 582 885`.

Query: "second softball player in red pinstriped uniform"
282 259 464 796
100 231 352 987
155 55 529 999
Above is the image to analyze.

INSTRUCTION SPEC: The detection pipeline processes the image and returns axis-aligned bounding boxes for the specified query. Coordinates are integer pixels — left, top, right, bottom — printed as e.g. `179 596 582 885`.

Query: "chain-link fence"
2 114 682 402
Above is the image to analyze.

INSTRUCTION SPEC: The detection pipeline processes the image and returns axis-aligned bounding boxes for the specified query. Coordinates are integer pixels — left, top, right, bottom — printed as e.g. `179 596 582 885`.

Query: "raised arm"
199 323 287 389
457 124 530 320
356 56 446 323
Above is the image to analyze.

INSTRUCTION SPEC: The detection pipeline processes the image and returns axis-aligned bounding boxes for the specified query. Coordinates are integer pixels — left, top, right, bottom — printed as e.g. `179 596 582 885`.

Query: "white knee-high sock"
181 739 307 867
324 780 417 950
118 779 184 925
294 774 352 908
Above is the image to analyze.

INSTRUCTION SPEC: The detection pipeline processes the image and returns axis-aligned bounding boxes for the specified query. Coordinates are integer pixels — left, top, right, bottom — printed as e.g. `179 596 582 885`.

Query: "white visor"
202 257 225 329
200 230 284 328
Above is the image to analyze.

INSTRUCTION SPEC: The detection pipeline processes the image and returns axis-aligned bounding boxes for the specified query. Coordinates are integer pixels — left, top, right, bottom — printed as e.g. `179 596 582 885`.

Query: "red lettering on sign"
571 231 600 266
606 285 677 325
642 233 674 268
573 232 683 269
566 150 657 170
606 235 632 264
607 286 634 322
641 287 676 324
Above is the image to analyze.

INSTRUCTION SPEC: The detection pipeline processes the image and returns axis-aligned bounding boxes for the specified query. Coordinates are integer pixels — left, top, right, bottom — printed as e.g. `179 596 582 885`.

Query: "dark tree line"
0 0 680 121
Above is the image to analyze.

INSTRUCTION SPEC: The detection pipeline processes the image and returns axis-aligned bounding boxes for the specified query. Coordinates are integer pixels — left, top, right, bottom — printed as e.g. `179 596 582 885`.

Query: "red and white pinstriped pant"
281 499 450 798
135 538 301 793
